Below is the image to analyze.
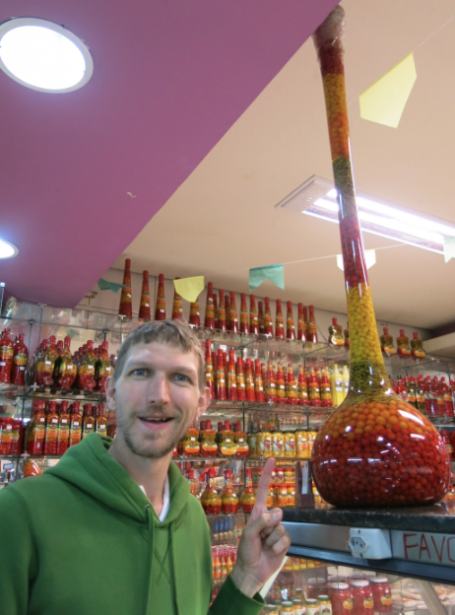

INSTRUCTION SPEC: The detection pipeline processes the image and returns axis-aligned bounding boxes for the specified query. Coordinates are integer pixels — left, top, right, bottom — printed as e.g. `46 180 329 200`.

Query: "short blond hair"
114 320 205 390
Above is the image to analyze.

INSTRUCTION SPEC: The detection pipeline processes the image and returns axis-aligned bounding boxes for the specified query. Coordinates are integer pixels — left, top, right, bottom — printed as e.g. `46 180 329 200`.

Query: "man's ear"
105 376 117 411
196 386 211 420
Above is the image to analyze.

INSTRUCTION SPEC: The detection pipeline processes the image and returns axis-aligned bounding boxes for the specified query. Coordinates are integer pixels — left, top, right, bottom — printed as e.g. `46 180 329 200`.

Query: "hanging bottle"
380 327 395 356
228 292 238 333
154 274 166 320
171 278 183 320
264 297 273 337
118 258 133 320
254 359 265 402
236 357 246 401
94 342 111 391
239 293 249 335
306 305 318 343
245 358 256 402
11 333 28 386
297 303 307 342
0 329 14 384
249 295 258 336
397 329 411 358
137 270 151 321
189 300 200 328
275 300 284 339
227 349 237 401
411 332 426 359
258 301 265 335
221 469 239 514
216 349 227 401
205 340 215 398
286 301 296 340
217 290 227 332
312 6 450 507
328 318 344 347
204 282 216 330
286 364 297 405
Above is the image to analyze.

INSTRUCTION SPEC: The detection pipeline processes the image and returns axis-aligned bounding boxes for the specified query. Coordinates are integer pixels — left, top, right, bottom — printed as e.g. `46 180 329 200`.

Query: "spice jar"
272 430 284 458
296 430 308 459
201 474 222 515
265 606 279 615
292 598 305 615
284 431 296 458
305 599 319 615
328 583 353 615
369 577 392 613
351 580 373 615
281 602 295 615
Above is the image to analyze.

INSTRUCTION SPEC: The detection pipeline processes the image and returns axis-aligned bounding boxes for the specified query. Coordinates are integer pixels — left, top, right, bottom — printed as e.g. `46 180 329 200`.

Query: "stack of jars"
327 574 392 615
248 414 318 461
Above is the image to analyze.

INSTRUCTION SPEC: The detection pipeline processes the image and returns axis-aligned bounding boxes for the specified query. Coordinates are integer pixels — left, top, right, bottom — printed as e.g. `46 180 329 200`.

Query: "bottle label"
380 595 392 606
342 598 353 610
363 597 374 609
13 353 28 366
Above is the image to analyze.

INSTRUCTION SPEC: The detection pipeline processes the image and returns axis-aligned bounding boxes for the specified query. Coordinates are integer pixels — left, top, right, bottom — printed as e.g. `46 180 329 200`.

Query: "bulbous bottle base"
312 391 451 508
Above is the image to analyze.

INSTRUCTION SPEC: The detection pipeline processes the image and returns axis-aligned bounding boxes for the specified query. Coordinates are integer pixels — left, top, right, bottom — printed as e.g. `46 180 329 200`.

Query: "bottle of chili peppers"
275 300 284 339
249 295 258 336
57 400 70 456
221 469 239 514
95 404 108 437
286 364 297 405
264 298 273 337
27 400 46 455
239 293 249 335
0 329 14 384
228 292 239 334
306 306 318 343
258 301 265 335
171 277 183 321
44 401 59 455
380 327 395 356
328 318 344 347
297 303 307 342
411 332 426 359
69 402 83 447
245 358 255 402
217 290 226 332
118 258 133 320
216 350 227 401
201 473 221 515
204 282 216 330
227 349 237 401
78 341 97 391
397 329 411 358
240 469 256 513
286 301 296 340
82 403 95 439
236 357 246 401
189 301 200 328
95 341 113 392
11 333 28 386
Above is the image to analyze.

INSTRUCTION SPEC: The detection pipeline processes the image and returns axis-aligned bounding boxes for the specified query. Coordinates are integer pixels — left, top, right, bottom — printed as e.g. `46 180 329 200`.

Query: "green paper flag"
249 264 284 292
98 278 126 293
443 237 455 263
173 276 205 302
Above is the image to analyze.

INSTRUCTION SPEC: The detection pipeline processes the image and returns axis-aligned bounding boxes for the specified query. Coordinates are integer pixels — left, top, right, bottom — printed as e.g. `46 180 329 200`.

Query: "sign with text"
391 530 455 567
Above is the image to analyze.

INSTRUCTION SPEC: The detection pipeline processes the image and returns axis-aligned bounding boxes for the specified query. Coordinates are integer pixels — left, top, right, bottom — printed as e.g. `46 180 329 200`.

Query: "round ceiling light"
0 239 19 259
0 18 93 93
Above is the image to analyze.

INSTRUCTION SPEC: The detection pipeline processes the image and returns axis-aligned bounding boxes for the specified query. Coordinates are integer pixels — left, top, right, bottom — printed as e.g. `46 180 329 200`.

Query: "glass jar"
287 483 295 507
306 578 329 600
296 430 308 459
305 599 319 615
318 595 332 615
272 430 284 458
265 606 279 615
351 580 373 615
292 598 305 615
281 602 295 615
311 5 451 507
369 577 392 613
328 583 353 615
284 432 296 458
277 484 289 508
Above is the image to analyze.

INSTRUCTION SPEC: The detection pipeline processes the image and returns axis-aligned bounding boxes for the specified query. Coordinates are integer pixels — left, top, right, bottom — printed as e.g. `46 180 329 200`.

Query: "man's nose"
147 373 171 404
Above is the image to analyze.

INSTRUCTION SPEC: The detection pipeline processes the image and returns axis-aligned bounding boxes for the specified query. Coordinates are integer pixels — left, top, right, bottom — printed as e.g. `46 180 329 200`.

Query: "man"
0 320 290 614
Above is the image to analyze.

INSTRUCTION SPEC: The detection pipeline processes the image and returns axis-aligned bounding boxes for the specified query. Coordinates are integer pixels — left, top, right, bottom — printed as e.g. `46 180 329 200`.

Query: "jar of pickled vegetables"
272 430 284 458
351 580 373 615
328 583 353 615
296 430 308 459
293 598 305 615
284 432 296 458
369 577 392 613
265 606 279 615
311 5 451 508
257 429 272 459
305 599 319 615
281 602 295 614
318 595 332 615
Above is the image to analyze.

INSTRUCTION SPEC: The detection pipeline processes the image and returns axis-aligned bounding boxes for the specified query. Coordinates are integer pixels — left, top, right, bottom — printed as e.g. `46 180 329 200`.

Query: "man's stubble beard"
117 406 196 460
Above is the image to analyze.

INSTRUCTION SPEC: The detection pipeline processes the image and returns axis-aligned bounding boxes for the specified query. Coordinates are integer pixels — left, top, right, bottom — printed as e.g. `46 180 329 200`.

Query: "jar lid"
282 602 293 607
351 580 369 587
305 599 318 605
317 595 329 600
293 599 304 605
370 576 388 583
266 607 278 612
329 582 349 590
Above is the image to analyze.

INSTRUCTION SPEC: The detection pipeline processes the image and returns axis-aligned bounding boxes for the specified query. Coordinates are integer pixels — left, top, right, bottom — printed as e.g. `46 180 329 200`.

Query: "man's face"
105 342 210 459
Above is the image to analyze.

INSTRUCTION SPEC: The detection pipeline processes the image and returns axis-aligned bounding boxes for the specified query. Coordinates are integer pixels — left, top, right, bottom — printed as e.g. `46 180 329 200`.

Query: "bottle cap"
329 582 349 590
370 576 388 583
351 580 369 587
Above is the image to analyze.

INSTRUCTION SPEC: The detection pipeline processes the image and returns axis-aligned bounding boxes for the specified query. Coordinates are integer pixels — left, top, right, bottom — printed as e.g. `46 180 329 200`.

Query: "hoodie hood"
46 433 190 526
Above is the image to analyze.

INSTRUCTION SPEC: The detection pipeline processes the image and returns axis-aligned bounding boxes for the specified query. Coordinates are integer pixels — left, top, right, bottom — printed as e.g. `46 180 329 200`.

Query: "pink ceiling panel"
0 0 339 307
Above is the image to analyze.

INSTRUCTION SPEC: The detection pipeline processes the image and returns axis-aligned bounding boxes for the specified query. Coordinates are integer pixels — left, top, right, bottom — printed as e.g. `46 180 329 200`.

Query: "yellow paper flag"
173 276 205 303
359 53 417 128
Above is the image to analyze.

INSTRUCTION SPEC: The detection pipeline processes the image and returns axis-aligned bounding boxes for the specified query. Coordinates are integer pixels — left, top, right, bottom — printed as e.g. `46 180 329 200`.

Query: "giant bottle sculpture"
311 7 450 507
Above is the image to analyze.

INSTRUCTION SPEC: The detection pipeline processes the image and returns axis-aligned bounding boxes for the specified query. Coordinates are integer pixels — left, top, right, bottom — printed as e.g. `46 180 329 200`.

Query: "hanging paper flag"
249 264 284 291
66 328 80 340
337 249 376 271
359 53 417 128
98 278 127 293
173 276 205 303
443 237 455 263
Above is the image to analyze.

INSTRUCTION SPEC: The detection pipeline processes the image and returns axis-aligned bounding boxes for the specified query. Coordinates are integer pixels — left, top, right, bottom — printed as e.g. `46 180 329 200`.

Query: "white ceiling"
114 0 455 330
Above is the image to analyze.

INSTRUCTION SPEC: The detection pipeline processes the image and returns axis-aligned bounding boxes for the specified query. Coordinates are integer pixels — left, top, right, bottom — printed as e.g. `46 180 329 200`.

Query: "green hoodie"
0 434 264 615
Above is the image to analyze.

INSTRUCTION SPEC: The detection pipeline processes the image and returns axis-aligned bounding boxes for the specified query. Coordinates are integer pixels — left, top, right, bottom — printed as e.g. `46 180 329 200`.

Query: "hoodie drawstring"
143 505 155 615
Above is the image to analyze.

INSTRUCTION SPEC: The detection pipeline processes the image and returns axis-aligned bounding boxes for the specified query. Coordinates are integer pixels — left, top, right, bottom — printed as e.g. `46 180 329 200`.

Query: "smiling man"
0 320 290 615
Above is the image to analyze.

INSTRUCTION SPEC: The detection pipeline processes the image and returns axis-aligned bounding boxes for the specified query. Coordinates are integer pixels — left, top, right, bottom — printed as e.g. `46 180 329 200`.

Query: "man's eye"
175 373 190 383
132 369 146 377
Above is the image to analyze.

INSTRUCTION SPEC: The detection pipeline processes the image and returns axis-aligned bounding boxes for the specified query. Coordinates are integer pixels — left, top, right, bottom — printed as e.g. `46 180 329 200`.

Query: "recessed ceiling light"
0 18 93 93
276 175 455 254
0 238 19 259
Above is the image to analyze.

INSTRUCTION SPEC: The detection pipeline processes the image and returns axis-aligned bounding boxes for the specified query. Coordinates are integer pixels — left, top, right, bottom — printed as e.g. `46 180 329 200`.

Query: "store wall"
77 268 431 342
